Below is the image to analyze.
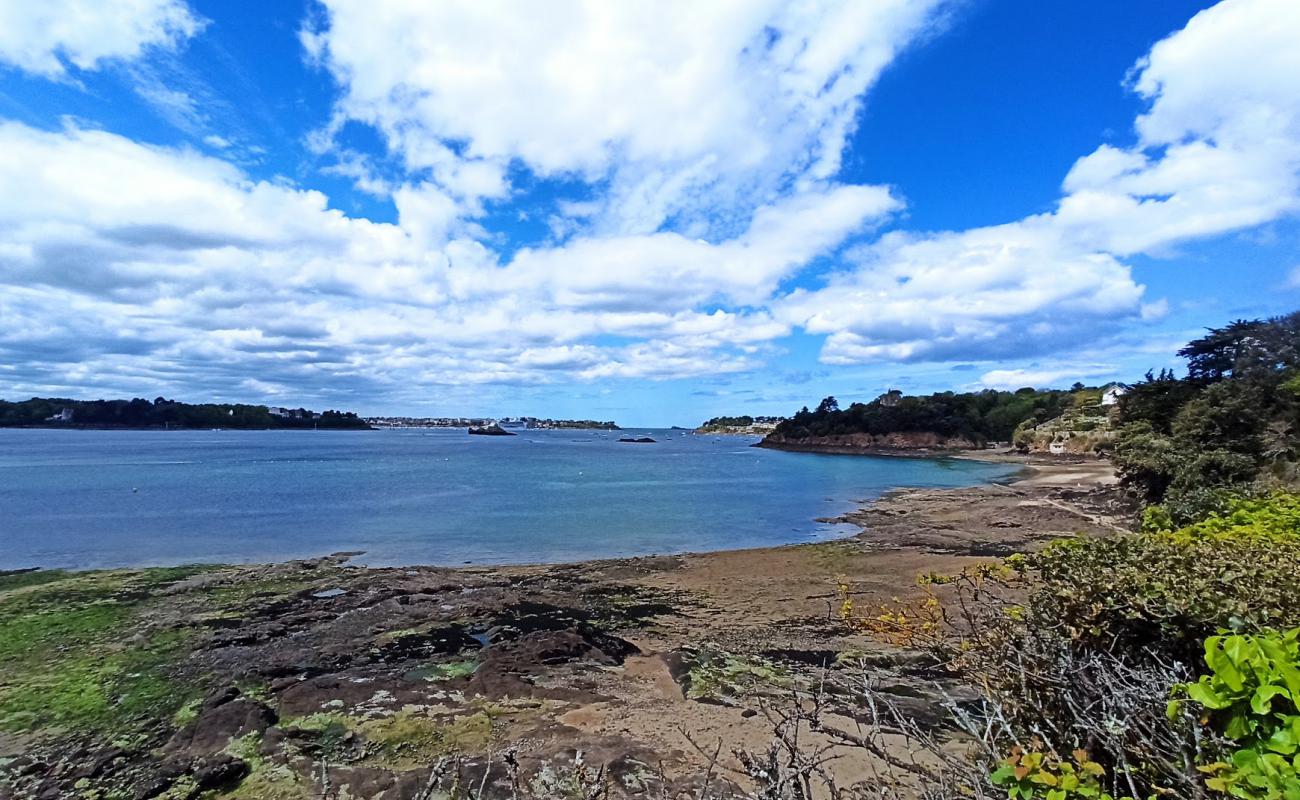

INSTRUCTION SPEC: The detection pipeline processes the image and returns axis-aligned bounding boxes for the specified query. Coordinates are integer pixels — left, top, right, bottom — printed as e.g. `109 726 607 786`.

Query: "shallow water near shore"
0 428 1018 570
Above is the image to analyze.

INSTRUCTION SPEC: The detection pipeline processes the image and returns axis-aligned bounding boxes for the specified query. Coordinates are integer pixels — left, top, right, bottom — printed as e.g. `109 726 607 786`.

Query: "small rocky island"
618 436 656 443
468 423 516 436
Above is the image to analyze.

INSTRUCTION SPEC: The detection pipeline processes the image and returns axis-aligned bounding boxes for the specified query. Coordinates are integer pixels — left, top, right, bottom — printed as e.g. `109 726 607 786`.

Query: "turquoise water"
0 428 1019 570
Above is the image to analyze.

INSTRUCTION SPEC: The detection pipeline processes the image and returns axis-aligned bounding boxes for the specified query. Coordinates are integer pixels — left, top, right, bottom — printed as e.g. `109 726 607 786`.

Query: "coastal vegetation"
833 490 1300 800
789 311 1300 799
695 415 784 434
764 388 1082 449
1011 387 1117 454
1111 312 1300 524
0 396 370 430
690 310 1296 798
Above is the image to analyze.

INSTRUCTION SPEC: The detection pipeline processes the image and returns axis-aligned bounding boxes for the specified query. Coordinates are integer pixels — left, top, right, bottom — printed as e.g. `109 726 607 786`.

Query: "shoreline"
0 453 1131 798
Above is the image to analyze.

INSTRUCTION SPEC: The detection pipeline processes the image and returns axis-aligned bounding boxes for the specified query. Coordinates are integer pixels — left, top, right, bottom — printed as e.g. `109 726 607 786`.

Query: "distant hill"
0 397 371 430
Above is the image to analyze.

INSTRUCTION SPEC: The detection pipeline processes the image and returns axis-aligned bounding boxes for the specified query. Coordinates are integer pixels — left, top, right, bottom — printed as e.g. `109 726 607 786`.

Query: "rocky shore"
756 432 981 455
0 455 1130 800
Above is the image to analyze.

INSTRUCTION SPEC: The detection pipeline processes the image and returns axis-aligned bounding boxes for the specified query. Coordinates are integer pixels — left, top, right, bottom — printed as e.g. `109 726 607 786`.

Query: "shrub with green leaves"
1015 493 1300 665
1172 628 1300 799
989 748 1150 800
1159 492 1300 541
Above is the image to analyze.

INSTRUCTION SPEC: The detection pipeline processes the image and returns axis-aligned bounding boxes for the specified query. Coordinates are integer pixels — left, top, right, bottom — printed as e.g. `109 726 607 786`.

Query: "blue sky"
0 0 1297 425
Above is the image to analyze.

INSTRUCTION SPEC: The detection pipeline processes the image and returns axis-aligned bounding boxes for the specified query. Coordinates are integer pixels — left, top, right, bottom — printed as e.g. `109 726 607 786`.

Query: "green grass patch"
0 566 213 736
404 659 478 682
0 569 72 593
282 709 495 771
686 647 791 704
0 627 198 736
360 710 493 769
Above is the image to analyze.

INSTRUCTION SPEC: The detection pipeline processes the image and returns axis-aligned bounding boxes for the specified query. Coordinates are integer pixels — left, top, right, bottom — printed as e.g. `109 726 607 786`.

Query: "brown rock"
165 693 275 758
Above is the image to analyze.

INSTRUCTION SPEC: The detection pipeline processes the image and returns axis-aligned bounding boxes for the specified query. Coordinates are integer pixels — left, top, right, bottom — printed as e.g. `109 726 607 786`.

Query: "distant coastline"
0 398 628 432
0 397 371 431
367 415 619 430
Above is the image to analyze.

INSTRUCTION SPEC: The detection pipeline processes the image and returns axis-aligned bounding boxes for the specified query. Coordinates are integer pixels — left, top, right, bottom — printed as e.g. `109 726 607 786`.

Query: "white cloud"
781 0 1300 367
0 0 200 77
976 366 1118 392
493 186 899 311
304 0 949 236
0 122 882 401
5 0 1296 408
777 221 1146 363
1055 0 1300 255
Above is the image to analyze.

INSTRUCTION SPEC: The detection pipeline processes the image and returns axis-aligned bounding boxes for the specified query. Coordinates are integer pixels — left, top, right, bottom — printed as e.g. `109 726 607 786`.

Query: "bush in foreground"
831 492 1300 800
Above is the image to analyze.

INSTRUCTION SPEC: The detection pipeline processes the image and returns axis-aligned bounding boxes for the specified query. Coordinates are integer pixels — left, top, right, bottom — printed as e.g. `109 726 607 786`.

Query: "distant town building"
878 390 903 407
1101 385 1127 406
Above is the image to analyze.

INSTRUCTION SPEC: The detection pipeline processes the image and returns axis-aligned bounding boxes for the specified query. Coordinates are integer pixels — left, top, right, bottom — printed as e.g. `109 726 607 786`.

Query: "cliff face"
758 431 979 454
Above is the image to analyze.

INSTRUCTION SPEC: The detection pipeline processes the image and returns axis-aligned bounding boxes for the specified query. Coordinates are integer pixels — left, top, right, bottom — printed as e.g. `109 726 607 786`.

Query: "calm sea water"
0 428 1019 570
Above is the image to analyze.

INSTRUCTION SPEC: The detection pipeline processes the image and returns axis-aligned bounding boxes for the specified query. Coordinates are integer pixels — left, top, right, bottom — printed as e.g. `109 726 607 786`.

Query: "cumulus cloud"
0 0 200 77
303 0 948 237
3 2 943 403
779 0 1300 367
4 0 1297 408
976 365 1118 392
0 122 886 401
778 222 1146 363
1056 0 1300 255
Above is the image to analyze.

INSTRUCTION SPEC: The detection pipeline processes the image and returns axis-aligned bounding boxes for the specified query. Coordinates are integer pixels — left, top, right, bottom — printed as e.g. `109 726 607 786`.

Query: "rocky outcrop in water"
468 424 515 436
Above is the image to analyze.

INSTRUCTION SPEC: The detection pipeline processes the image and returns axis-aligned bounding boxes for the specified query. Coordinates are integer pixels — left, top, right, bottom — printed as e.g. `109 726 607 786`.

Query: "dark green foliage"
704 415 755 427
1179 319 1269 383
1118 369 1201 434
1179 315 1300 384
1113 310 1300 516
773 388 1079 445
0 395 371 429
941 494 1300 799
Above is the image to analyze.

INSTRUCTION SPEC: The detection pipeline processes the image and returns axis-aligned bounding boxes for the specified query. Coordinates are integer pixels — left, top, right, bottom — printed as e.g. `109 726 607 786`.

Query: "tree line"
772 387 1080 445
1113 310 1300 524
0 397 371 430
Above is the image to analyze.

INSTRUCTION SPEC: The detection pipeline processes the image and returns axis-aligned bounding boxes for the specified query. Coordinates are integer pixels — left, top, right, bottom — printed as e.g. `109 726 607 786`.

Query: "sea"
0 428 1020 570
